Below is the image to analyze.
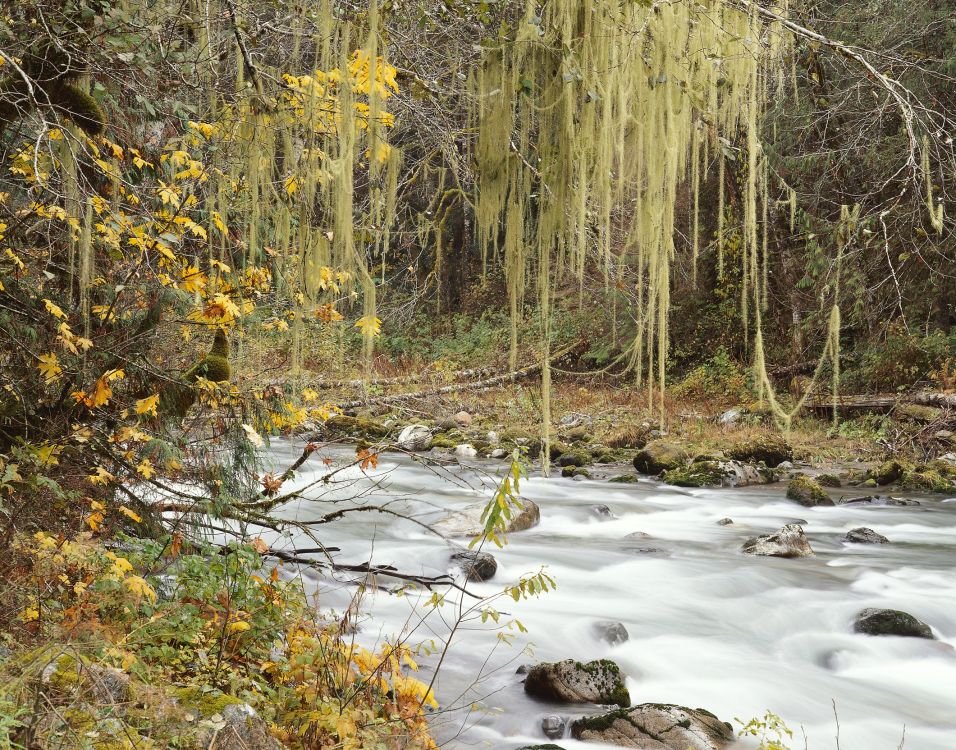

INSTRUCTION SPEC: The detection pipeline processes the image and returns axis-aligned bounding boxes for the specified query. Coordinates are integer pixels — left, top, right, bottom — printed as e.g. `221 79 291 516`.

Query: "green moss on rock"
898 468 954 493
632 440 688 475
663 460 727 488
786 475 833 506
872 460 905 485
324 415 390 440
726 435 792 467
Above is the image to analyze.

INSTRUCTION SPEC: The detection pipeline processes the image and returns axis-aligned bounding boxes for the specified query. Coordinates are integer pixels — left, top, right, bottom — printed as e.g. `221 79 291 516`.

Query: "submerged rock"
592 620 629 646
741 524 814 558
633 441 688 475
786 475 833 506
449 549 497 581
843 527 889 544
590 504 616 520
839 495 920 507
853 608 935 639
455 443 478 458
524 659 629 707
518 745 566 750
397 424 431 451
541 715 568 740
717 517 734 526
570 703 734 750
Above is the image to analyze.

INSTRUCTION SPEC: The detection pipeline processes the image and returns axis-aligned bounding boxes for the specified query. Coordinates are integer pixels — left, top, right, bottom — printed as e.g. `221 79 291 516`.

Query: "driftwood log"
804 391 956 413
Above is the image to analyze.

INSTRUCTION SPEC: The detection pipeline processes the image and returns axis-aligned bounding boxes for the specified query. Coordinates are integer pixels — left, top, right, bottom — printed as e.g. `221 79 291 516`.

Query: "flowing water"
260 440 956 750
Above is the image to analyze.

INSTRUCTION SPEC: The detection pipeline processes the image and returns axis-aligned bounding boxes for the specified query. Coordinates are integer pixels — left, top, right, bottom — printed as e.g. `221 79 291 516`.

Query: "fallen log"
803 391 955 413
334 340 586 410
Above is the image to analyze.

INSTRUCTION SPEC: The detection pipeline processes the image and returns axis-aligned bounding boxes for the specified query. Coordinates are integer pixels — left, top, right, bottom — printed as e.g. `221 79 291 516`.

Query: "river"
259 440 956 750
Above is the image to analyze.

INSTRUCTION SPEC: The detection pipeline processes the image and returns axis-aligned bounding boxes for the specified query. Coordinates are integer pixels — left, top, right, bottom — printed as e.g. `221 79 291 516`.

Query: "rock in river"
632 441 688 475
541 715 567 740
524 659 629 707
786 475 834 507
397 424 431 451
853 608 935 639
570 703 734 750
449 549 497 581
843 527 889 544
592 620 629 646
741 524 814 558
433 498 540 537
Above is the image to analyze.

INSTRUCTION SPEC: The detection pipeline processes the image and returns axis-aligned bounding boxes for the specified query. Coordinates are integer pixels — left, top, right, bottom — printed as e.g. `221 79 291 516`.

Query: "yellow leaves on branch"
88 467 115 486
77 369 125 409
135 394 160 417
37 352 63 383
43 298 67 319
354 315 381 337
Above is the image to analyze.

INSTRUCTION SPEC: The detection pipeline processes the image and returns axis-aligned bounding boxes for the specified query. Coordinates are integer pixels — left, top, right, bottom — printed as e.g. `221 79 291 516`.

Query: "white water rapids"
258 440 956 750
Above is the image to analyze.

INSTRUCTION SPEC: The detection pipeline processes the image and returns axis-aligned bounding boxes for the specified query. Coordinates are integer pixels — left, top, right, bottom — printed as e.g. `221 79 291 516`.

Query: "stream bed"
259 440 956 750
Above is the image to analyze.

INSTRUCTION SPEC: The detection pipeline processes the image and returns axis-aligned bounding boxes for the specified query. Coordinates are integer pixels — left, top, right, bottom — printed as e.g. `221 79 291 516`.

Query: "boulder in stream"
433 498 540 537
726 436 793 467
633 441 688 475
397 424 431 451
541 715 567 740
590 504 616 520
449 549 497 582
786 476 833 506
518 745 566 750
741 524 814 558
570 703 734 750
592 620 629 646
524 659 629 707
853 608 935 639
843 527 889 544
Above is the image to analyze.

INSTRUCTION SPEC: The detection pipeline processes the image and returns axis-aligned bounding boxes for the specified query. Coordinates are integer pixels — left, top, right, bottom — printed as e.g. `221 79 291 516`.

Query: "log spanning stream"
259 440 956 750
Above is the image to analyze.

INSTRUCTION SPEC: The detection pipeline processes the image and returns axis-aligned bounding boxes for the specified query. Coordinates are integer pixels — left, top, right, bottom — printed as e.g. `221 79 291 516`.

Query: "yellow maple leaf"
354 315 382 337
136 459 156 479
135 394 160 417
228 620 251 633
37 352 63 383
88 466 114 485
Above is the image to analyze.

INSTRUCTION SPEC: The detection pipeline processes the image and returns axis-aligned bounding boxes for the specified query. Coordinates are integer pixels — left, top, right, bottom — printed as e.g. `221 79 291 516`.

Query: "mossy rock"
898 469 954 493
557 450 590 468
517 746 566 750
817 473 842 488
593 451 619 464
871 460 905 485
524 658 629 707
548 440 571 459
564 426 592 442
608 474 639 483
561 466 591 479
427 434 458 450
786 475 833 506
926 459 956 480
632 440 688 475
663 460 727 488
323 415 390 440
500 428 543 457
726 435 792 467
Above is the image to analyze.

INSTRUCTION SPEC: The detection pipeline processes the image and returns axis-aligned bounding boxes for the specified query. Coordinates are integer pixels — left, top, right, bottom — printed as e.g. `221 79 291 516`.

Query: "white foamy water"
258 440 956 750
